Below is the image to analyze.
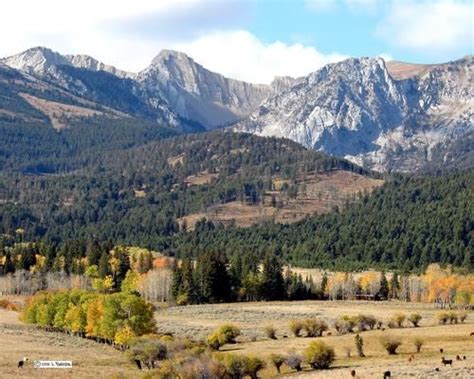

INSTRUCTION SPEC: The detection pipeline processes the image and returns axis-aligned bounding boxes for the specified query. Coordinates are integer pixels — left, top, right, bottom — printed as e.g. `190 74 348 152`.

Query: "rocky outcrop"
236 56 473 172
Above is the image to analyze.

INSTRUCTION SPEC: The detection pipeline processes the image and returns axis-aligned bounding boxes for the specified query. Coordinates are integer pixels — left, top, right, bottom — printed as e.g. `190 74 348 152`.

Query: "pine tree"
98 252 110 278
196 251 231 303
390 272 400 300
355 334 365 357
260 253 285 300
378 272 389 300
320 273 328 299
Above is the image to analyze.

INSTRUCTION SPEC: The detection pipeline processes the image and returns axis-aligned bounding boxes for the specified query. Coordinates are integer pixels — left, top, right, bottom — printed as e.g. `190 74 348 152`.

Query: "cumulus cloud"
376 0 473 54
173 30 348 83
0 0 347 83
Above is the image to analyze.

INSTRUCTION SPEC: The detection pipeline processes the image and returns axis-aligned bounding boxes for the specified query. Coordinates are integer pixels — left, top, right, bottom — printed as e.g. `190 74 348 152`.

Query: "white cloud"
173 30 348 83
376 0 473 54
0 0 347 84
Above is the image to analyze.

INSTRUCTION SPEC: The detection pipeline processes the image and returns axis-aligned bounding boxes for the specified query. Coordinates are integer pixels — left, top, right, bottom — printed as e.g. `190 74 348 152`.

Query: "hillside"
0 131 376 246
169 171 473 272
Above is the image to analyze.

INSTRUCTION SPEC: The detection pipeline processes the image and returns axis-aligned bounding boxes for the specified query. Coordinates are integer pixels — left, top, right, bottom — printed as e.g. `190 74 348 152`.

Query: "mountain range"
1 47 472 172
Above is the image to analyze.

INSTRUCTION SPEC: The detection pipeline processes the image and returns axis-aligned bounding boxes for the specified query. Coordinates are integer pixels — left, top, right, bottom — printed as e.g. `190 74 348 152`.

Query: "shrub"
304 341 335 370
459 311 468 323
380 336 402 355
221 355 246 379
447 312 458 324
264 325 277 340
206 332 224 350
243 356 266 379
356 314 378 331
178 356 225 379
128 338 167 369
216 324 241 344
408 313 422 327
413 337 424 353
270 354 285 373
285 353 303 372
335 315 356 334
390 313 406 328
289 319 304 337
303 318 328 337
437 312 449 325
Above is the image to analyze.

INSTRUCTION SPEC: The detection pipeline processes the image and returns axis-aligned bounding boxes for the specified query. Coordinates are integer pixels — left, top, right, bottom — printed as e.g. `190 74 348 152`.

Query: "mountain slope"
236 56 473 172
2 47 274 130
0 131 377 245
137 50 271 129
170 170 473 271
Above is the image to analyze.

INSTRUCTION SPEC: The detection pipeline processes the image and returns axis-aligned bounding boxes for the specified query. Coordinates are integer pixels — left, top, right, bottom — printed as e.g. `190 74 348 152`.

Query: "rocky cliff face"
2 47 272 130
236 56 473 172
137 50 271 129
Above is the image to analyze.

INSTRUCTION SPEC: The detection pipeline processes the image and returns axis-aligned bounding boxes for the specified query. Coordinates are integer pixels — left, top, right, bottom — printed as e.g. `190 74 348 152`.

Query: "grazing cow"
350 369 356 377
383 370 391 378
18 357 28 368
441 357 453 366
470 332 474 336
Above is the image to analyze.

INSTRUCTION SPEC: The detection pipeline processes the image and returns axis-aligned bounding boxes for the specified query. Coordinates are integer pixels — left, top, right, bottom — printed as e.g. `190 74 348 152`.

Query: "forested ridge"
0 129 367 246
0 105 472 272
169 171 473 272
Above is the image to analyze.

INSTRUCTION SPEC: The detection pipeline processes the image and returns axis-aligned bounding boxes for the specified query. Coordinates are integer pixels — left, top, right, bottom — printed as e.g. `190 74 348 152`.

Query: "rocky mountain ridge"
236 56 473 172
1 47 274 130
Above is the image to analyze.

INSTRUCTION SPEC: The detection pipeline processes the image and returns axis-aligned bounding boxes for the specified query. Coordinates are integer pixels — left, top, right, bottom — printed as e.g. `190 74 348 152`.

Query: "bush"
221 355 246 378
178 356 225 379
413 337 424 353
289 319 304 337
128 338 167 369
207 324 241 350
303 318 328 337
264 325 277 340
285 353 303 372
459 311 468 323
304 341 335 370
220 355 265 379
243 356 266 379
335 315 356 334
356 314 378 331
389 313 406 328
437 312 449 325
380 336 402 355
408 313 422 327
270 354 285 373
216 324 241 344
447 312 458 324
206 332 224 350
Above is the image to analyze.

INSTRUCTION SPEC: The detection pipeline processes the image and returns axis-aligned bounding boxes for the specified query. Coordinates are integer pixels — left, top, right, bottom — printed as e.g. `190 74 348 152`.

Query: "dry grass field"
1 298 472 378
154 301 474 378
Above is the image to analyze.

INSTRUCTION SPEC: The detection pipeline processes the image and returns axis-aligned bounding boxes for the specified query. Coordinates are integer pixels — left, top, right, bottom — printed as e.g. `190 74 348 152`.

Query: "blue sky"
1 0 472 83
